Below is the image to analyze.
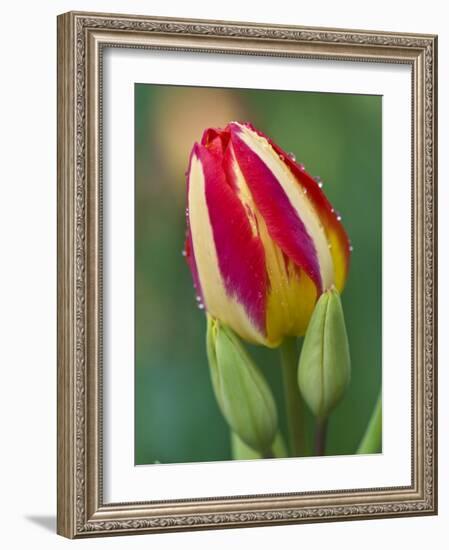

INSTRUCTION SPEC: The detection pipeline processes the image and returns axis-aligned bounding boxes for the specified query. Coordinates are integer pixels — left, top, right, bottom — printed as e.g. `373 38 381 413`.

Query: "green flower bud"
206 316 278 455
298 287 351 420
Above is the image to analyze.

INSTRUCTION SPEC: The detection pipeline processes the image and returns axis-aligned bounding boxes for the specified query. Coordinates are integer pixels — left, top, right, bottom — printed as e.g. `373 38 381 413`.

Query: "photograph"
56 10 437 537
134 84 382 465
0 0 444 547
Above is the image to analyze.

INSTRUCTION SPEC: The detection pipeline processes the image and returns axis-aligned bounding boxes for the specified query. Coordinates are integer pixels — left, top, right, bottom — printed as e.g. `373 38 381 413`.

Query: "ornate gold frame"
57 11 438 538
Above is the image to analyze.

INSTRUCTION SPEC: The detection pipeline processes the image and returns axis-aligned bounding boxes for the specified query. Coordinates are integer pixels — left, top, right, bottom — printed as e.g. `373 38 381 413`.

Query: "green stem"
314 418 328 456
280 337 306 456
262 449 275 459
357 393 382 454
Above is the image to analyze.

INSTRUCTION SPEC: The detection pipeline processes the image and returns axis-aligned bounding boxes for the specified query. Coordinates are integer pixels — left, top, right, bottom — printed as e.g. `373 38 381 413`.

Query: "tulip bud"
206 316 278 455
185 121 351 348
297 288 350 420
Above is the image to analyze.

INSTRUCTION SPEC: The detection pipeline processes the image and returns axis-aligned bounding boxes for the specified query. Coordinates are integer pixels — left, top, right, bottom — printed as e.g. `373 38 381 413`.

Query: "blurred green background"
135 84 382 465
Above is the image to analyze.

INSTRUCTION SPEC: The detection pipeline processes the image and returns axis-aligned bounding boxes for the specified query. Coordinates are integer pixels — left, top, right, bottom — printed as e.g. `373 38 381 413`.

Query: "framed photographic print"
57 11 438 538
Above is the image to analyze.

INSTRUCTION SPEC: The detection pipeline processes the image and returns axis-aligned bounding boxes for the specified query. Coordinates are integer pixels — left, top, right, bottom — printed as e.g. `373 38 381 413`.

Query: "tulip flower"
184 121 351 348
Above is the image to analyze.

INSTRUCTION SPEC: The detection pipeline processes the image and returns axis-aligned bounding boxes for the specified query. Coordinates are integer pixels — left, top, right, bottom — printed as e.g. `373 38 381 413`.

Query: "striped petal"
229 122 335 293
186 143 269 345
185 152 205 305
237 122 351 292
222 140 319 345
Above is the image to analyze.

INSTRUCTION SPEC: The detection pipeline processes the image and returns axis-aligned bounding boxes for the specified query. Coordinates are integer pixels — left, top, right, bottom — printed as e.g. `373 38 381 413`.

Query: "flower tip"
200 127 219 146
227 120 253 134
191 141 202 157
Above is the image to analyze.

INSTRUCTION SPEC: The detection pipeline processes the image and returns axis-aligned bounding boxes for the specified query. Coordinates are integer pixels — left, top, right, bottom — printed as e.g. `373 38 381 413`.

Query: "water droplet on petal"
318 181 324 188
331 208 335 213
288 152 296 161
198 303 205 310
181 250 187 257
349 245 354 252
299 163 305 171
195 295 201 302
336 214 342 221
303 188 308 195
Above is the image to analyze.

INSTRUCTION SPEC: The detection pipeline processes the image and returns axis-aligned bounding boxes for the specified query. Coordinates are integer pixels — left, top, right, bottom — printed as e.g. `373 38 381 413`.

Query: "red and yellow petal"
187 143 269 345
229 122 335 292
222 138 318 344
245 121 351 292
